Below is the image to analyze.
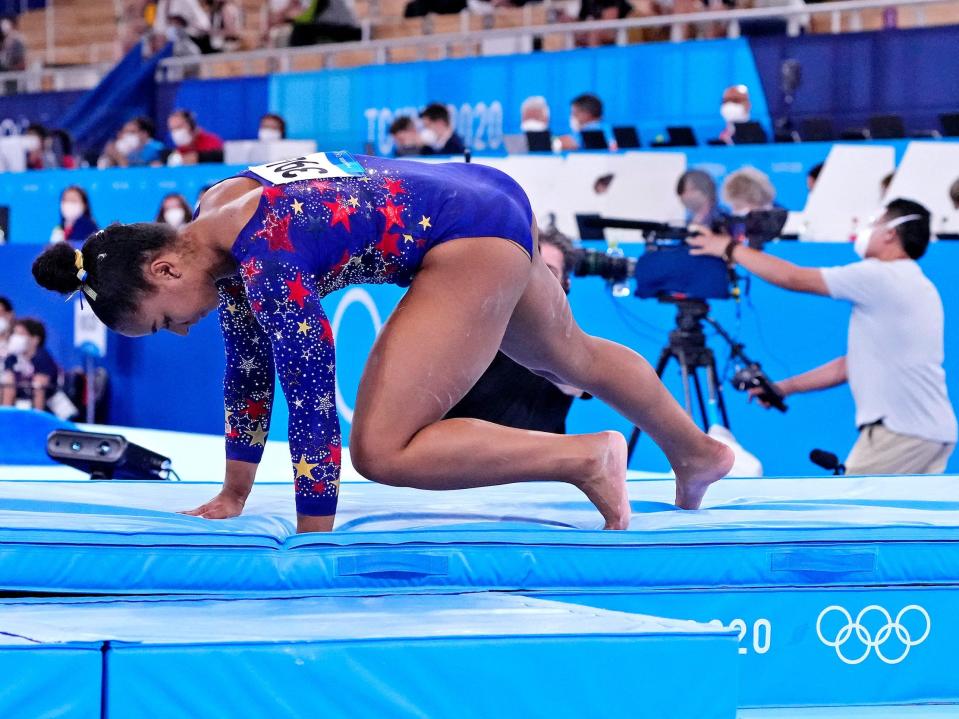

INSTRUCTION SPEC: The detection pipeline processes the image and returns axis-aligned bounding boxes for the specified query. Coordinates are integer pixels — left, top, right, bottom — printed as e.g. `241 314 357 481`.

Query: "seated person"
389 115 425 157
99 116 166 168
1 318 58 412
558 93 614 151
167 109 224 165
50 186 99 246
677 169 726 227
258 113 287 141
419 103 466 156
0 296 13 359
445 228 588 433
289 0 362 45
155 193 193 229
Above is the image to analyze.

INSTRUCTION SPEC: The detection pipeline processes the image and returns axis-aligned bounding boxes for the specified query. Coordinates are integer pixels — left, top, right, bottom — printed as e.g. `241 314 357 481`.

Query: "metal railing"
0 0 952 92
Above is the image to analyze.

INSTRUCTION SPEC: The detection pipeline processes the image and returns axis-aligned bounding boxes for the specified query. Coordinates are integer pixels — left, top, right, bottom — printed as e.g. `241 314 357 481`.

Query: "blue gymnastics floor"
0 474 956 708
0 593 739 719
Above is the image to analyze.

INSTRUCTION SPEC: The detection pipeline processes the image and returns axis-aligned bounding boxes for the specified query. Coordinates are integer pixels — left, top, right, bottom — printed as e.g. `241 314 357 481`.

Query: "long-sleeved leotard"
212 152 534 516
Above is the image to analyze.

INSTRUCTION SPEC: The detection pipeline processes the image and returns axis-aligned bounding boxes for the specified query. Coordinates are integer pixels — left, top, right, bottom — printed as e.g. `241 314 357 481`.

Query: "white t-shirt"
821 259 957 444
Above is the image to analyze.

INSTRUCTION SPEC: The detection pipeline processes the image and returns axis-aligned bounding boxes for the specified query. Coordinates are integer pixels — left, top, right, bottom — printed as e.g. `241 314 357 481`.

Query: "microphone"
810 449 845 476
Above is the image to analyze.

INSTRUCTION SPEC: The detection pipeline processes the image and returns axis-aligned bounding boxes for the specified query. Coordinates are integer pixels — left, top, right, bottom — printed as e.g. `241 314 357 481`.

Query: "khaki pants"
845 423 954 475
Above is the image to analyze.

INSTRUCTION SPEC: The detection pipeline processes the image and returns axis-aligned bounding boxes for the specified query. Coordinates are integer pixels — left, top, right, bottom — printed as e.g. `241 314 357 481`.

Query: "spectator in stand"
24 124 57 171
558 93 613 151
677 170 724 227
205 0 244 52
0 297 14 361
807 161 824 192
167 109 224 165
49 130 79 169
154 0 212 52
718 85 752 145
389 115 425 157
99 117 167 168
258 113 287 141
155 193 193 229
289 0 362 45
950 177 959 211
1 318 58 412
50 186 99 246
0 16 26 72
419 103 466 156
576 0 633 47
520 96 550 133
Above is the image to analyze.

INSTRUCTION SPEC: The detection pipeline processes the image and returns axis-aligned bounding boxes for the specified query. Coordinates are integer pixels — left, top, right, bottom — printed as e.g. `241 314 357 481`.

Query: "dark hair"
880 172 895 195
60 185 94 222
808 161 824 182
2 15 18 28
0 296 12 313
170 109 197 131
26 123 47 138
420 103 450 124
49 129 73 157
32 223 177 329
131 115 156 138
259 113 287 138
154 193 193 223
951 177 959 209
884 198 931 260
571 93 603 121
389 115 416 134
676 169 717 203
15 317 45 347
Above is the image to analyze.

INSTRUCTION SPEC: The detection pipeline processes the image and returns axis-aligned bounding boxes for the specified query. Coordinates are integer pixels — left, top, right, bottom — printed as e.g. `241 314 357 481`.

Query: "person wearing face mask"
257 113 287 143
717 85 751 145
100 117 166 169
51 186 99 246
676 169 725 227
155 193 194 229
1 318 59 412
167 109 224 166
418 103 466 156
23 124 55 171
388 115 425 157
519 96 550 134
558 93 615 151
688 198 957 475
0 297 14 360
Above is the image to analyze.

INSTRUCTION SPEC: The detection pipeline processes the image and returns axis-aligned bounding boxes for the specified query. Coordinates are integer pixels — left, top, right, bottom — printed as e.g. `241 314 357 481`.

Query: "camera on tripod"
568 210 789 460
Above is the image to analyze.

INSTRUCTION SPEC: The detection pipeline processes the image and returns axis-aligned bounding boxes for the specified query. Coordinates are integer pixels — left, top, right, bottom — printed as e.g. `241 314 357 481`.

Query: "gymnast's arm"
182 275 276 519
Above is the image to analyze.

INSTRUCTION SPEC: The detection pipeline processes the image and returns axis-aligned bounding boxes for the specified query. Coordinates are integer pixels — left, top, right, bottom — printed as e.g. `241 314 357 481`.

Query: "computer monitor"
503 134 529 154
800 117 835 142
732 122 768 144
612 126 641 149
666 126 697 146
579 129 609 151
939 112 959 137
525 130 552 153
868 115 906 140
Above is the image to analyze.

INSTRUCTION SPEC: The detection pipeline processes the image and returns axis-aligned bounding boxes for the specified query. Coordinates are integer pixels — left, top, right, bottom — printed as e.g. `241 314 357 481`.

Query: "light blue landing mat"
0 593 739 719
0 475 957 707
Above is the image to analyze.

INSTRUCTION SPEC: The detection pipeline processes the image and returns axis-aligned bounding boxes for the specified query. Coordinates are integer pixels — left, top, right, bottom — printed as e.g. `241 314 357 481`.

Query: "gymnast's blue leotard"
211 153 534 516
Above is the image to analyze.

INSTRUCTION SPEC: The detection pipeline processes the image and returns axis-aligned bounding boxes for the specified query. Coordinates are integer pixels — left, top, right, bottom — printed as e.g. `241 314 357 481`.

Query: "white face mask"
115 132 141 155
720 102 749 124
419 128 439 148
22 134 41 152
60 201 85 223
258 127 282 142
854 213 922 259
569 115 582 133
0 317 9 335
163 207 187 227
521 119 548 133
171 127 193 147
6 334 28 355
1 20 12 34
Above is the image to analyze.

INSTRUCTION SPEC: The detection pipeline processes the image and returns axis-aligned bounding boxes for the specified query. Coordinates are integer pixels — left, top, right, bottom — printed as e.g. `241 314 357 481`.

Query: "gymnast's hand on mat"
180 490 246 520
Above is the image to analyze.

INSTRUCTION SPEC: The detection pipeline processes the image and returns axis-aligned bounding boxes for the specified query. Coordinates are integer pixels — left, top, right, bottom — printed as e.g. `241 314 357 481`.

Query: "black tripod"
626 298 731 462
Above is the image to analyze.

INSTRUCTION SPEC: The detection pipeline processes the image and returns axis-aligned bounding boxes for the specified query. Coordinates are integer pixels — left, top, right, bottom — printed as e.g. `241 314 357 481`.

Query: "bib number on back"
248 151 365 185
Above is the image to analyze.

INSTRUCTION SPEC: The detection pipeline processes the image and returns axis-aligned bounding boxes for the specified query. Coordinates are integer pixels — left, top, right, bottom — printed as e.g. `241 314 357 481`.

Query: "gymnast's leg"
349 236 632 529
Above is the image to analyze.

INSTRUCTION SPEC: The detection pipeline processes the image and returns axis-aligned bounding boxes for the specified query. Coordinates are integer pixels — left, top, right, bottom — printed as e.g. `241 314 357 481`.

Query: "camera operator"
444 227 587 433
688 198 957 475
677 169 725 227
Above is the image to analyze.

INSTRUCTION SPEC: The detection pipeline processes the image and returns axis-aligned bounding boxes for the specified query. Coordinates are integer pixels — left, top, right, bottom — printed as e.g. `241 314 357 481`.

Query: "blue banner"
268 39 770 156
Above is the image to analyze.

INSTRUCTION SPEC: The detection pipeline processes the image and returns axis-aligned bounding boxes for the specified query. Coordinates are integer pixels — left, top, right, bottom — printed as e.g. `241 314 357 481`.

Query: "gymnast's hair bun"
32 242 82 296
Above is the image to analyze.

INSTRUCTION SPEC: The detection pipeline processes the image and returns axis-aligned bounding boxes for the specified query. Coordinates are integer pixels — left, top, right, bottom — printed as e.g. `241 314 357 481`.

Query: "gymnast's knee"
349 430 410 487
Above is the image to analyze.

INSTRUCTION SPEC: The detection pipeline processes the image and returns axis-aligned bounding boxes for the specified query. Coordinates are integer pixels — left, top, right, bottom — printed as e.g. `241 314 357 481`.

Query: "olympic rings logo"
816 605 931 665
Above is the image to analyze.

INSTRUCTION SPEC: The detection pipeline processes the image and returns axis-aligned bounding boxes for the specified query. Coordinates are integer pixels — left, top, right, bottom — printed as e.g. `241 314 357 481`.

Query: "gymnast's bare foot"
672 437 735 510
576 431 630 530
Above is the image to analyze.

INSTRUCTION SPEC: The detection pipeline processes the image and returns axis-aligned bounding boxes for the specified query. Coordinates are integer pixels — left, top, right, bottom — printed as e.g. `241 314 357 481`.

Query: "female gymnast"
33 152 734 533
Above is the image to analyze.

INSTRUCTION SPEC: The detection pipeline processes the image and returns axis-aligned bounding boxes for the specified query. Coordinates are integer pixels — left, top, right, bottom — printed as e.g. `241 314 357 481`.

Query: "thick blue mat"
0 593 738 719
0 476 956 707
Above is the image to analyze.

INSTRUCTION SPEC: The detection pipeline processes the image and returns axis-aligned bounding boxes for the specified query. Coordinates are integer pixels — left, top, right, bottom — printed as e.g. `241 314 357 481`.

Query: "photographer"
688 198 957 475
445 227 586 433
